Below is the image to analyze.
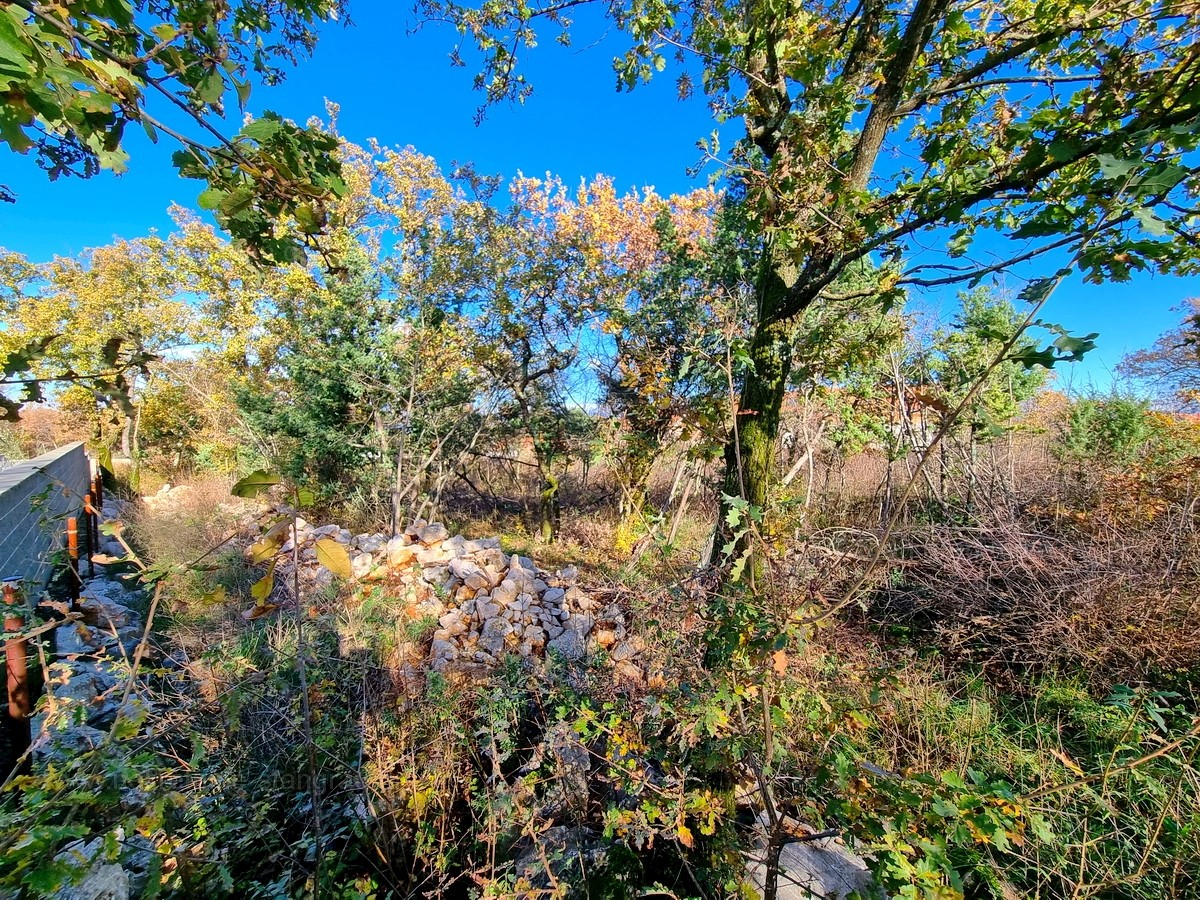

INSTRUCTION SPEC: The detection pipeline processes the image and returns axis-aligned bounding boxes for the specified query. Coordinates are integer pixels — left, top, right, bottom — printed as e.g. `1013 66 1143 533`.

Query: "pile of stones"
248 515 647 681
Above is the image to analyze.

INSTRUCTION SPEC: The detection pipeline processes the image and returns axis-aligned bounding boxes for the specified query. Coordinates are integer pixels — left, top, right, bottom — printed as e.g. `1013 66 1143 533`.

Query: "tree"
420 0 1200 566
571 179 724 534
0 236 198 435
921 289 1048 442
468 175 600 542
1 0 346 262
1119 298 1200 411
236 250 397 493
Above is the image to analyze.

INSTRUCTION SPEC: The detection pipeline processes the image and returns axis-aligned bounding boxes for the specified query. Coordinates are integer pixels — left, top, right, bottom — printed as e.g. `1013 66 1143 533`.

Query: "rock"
547 629 585 661
119 836 158 899
351 554 375 580
611 641 638 662
564 612 594 636
55 837 129 900
492 578 519 606
417 523 449 545
479 617 512 655
421 566 449 587
312 524 341 538
387 538 417 566
35 723 107 763
513 826 608 894
90 695 152 731
356 534 385 554
476 600 501 620
449 558 491 592
429 639 457 670
512 554 537 572
746 817 878 900
542 587 566 606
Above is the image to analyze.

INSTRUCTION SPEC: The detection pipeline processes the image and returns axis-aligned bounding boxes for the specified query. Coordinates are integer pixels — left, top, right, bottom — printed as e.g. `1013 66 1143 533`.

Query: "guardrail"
0 442 91 592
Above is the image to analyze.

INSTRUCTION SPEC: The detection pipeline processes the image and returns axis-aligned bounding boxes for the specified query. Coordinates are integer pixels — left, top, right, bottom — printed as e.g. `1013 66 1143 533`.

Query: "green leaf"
196 188 225 210
231 470 280 498
1047 135 1082 162
197 70 224 105
1096 153 1137 180
239 116 284 143
314 537 353 579
1134 207 1169 236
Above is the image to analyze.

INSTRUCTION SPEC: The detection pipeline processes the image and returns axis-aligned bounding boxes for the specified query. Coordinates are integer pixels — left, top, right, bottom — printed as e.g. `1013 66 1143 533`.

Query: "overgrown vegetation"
4 0 1200 896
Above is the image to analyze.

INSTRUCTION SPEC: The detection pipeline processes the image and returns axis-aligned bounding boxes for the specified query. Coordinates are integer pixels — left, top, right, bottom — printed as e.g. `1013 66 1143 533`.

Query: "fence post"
2 578 31 773
66 517 80 608
83 492 96 579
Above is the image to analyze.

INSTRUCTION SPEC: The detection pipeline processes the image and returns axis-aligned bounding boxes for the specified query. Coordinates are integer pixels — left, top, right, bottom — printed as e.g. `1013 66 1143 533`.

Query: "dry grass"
867 508 1200 687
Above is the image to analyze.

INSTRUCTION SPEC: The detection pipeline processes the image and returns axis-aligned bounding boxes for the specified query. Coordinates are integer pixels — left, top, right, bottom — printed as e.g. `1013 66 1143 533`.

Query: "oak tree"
420 0 1200 561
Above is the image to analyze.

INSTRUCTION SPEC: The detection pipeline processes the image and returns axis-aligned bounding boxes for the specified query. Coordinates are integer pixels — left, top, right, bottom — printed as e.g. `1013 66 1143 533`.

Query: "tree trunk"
617 451 654 535
710 260 797 568
129 404 142 494
539 470 559 542
391 441 404 538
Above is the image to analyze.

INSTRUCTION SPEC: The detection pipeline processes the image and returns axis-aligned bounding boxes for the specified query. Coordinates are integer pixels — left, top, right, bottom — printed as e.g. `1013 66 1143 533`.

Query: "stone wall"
0 442 90 590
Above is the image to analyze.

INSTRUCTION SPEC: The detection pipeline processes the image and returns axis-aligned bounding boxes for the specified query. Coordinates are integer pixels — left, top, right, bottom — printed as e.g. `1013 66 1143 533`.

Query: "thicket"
4 289 1200 899
4 0 1200 893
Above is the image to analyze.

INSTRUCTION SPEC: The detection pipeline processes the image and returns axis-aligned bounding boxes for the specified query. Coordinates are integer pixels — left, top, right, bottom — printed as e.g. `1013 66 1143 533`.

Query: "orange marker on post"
66 517 80 606
2 577 31 767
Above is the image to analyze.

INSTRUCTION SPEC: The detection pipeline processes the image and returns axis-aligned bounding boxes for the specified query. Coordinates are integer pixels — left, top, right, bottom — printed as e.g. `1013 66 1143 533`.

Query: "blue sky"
0 0 1194 387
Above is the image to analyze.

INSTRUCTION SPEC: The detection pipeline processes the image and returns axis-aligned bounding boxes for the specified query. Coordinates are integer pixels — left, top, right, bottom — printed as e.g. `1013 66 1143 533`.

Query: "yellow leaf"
1050 748 1085 777
315 537 353 579
249 535 282 563
242 602 278 621
677 823 694 848
250 560 276 603
201 585 228 605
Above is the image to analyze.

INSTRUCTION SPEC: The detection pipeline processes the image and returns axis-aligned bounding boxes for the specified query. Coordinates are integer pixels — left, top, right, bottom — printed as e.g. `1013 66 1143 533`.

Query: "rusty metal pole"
93 470 104 510
66 517 80 607
3 578 31 769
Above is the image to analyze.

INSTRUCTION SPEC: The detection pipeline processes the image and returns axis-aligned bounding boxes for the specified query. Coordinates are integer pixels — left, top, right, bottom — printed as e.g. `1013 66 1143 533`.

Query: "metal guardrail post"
2 577 31 769
66 517 80 607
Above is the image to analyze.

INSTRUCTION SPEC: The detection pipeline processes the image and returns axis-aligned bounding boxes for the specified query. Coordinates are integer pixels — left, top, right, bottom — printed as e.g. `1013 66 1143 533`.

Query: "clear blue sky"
0 0 1193 386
